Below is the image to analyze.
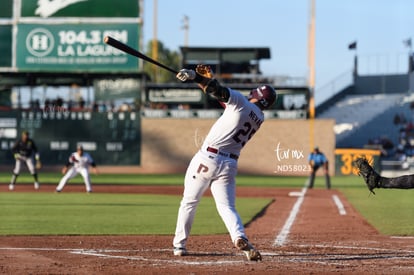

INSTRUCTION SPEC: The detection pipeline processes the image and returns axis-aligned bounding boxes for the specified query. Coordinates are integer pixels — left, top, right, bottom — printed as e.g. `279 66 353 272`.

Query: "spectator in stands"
307 146 331 189
393 113 401 125
92 102 99 112
55 97 63 107
78 97 86 109
44 99 51 111
67 99 74 111
393 144 409 170
29 99 40 110
395 113 408 125
410 101 414 111
400 112 407 124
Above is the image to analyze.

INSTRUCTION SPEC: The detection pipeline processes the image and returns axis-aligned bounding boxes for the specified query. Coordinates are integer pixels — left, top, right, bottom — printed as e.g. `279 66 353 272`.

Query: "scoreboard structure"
0 0 143 166
0 110 141 165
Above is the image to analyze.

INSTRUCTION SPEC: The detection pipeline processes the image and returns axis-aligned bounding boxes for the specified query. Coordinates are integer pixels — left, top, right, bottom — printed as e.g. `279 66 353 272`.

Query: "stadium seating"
317 93 405 148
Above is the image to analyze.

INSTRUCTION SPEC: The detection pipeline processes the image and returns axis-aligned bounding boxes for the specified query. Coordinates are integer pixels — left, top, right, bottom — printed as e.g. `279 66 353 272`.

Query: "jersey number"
232 122 257 147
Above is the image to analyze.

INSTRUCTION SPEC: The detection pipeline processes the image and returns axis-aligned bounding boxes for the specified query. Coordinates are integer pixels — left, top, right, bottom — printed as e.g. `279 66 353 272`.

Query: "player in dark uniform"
9 131 41 190
354 157 414 194
307 147 331 189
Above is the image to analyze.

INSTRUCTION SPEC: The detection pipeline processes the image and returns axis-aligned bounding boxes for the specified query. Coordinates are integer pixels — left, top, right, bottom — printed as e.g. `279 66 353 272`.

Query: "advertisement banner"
21 0 139 18
334 148 381 176
0 0 13 18
94 78 142 101
16 23 139 72
0 25 12 67
148 88 203 103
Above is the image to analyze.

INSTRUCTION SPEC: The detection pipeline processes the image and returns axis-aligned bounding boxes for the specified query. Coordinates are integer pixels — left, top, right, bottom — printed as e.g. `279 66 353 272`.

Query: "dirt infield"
1 184 413 274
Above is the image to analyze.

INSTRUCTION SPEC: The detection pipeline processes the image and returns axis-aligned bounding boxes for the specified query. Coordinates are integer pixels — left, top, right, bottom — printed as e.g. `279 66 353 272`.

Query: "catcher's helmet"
248 85 277 109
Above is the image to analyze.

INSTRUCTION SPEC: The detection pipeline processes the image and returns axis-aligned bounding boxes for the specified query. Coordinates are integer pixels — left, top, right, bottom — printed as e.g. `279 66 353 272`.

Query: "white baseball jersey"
174 88 265 250
202 88 264 155
69 152 95 169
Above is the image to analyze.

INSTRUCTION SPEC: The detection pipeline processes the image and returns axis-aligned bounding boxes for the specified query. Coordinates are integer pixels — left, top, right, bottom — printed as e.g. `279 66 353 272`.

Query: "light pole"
308 0 316 151
404 38 413 93
152 0 158 81
181 15 189 47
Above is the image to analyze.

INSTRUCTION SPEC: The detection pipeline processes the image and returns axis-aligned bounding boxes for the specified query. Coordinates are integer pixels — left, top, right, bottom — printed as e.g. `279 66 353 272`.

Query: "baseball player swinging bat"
103 36 178 74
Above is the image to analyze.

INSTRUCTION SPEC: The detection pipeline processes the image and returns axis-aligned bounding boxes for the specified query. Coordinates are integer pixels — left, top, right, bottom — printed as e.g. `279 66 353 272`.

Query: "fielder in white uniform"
56 145 98 193
172 65 277 261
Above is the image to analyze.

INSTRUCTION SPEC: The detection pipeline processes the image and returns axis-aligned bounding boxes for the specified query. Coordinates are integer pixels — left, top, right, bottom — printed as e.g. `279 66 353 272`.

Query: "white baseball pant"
13 156 36 175
173 150 246 249
57 167 92 192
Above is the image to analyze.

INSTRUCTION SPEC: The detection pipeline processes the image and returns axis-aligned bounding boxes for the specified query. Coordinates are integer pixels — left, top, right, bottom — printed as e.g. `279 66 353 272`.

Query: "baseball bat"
103 36 178 74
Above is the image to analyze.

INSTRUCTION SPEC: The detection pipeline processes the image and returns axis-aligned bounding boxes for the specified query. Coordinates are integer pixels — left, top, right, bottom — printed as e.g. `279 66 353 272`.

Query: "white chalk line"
1 245 413 267
297 244 414 254
273 187 307 246
71 250 245 265
332 194 347 215
390 236 414 239
2 245 412 254
0 247 244 266
274 187 351 246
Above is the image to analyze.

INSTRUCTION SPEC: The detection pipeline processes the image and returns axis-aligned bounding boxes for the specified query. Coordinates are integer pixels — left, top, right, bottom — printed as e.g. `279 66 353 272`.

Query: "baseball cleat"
173 247 187 256
34 182 40 190
8 184 14 191
234 237 262 261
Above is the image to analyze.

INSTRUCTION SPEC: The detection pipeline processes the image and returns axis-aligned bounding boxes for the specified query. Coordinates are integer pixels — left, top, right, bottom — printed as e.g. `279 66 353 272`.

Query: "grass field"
0 192 272 235
1 173 413 236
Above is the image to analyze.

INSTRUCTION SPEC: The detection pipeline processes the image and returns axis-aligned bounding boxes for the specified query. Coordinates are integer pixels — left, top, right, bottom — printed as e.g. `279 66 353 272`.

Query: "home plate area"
1 239 413 274
64 245 414 267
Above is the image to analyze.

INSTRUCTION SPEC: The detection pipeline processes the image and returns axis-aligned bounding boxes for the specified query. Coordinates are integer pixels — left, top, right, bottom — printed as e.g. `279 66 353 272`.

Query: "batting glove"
176 69 196 82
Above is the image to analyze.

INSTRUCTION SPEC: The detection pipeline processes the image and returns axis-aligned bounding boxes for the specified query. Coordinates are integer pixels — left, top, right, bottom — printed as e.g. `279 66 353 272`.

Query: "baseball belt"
207 146 239 160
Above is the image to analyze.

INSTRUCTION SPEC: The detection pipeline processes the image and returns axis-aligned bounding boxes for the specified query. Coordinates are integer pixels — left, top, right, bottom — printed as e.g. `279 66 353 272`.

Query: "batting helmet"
248 85 277 109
